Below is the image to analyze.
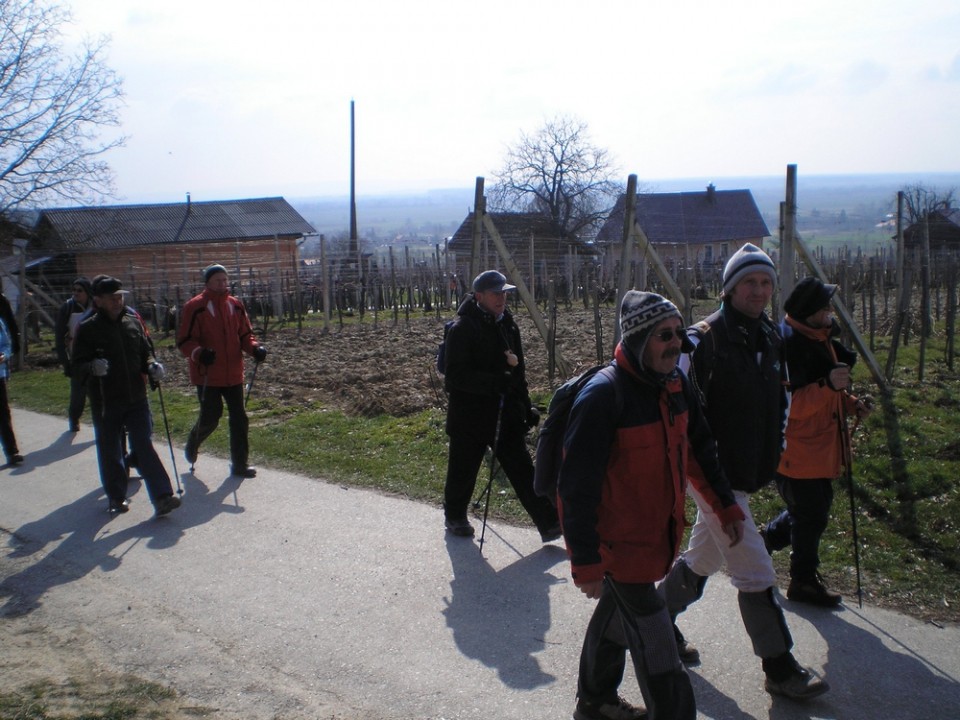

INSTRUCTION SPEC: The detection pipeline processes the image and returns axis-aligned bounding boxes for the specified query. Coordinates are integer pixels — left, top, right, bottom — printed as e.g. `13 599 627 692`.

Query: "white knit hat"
722 243 777 295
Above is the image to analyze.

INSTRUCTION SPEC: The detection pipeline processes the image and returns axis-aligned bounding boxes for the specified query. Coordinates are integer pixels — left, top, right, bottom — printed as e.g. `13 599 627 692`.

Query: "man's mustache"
662 347 681 360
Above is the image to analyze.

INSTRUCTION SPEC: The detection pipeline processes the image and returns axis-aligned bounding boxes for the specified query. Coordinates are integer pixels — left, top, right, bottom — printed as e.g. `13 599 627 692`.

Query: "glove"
148 362 165 383
826 363 850 391
199 348 217 366
91 358 109 377
253 345 267 363
526 406 541 430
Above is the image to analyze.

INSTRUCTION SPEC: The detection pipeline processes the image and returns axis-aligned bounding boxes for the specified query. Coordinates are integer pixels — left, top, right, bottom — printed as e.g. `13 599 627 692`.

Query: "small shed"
597 184 770 272
446 211 597 296
903 209 960 254
33 196 315 308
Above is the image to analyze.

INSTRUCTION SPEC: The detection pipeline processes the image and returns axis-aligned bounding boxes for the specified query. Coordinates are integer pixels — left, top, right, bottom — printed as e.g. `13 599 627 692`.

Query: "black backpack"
533 364 622 504
435 319 456 374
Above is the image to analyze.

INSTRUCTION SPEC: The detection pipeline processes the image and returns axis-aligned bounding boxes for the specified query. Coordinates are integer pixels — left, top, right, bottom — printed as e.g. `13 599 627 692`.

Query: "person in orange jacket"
177 264 267 478
761 276 873 607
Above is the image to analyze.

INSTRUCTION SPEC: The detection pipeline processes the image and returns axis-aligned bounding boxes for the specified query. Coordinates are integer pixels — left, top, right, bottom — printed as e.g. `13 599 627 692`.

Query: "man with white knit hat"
662 243 831 701
558 290 745 720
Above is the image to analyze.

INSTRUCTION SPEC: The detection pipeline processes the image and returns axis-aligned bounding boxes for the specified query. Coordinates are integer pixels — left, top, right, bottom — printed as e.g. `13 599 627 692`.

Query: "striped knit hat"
620 290 684 368
722 243 777 295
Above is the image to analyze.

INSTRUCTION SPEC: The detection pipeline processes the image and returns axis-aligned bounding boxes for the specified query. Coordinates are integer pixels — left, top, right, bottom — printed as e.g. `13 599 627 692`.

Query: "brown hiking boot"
787 574 842 607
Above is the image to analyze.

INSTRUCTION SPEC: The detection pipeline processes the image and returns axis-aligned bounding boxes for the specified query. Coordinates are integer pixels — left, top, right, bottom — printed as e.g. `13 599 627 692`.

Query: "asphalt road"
1 408 958 719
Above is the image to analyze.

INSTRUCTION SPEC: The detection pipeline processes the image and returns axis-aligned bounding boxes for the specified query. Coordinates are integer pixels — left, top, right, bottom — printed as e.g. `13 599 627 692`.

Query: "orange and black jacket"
777 316 860 479
558 342 743 586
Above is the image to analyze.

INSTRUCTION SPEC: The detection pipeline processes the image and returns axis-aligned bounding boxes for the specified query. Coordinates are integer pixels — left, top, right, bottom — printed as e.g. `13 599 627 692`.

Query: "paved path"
1 408 958 719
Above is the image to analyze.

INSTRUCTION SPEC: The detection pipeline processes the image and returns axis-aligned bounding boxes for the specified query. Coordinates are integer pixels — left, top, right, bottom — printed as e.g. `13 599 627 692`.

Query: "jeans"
96 397 173 505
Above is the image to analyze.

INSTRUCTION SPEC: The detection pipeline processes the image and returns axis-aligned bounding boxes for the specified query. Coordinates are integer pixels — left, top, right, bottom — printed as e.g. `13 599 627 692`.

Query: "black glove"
253 345 267 363
526 406 541 430
199 348 216 366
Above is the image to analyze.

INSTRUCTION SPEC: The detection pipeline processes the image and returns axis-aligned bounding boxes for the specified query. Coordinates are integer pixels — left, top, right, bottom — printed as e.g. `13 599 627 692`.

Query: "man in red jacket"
177 264 267 478
559 291 744 720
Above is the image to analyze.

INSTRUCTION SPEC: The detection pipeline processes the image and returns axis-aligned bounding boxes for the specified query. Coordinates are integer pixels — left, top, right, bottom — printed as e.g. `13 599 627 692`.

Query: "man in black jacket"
73 277 180 517
442 270 559 540
661 244 829 701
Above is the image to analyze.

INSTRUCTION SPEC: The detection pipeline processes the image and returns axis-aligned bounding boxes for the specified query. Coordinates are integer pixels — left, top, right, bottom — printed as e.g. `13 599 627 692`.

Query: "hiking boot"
787 574 842 607
231 465 257 478
539 521 563 543
6 454 23 466
154 494 182 516
764 654 829 700
184 444 198 466
674 624 700 665
573 695 647 720
444 517 475 537
108 499 130 515
69 420 80 432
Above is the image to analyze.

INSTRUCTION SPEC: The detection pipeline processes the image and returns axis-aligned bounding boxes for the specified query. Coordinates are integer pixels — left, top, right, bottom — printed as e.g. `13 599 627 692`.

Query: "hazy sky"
63 0 959 204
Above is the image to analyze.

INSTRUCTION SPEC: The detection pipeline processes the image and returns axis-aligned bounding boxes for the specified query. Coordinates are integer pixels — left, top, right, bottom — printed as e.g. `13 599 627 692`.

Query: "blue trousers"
95 396 174 506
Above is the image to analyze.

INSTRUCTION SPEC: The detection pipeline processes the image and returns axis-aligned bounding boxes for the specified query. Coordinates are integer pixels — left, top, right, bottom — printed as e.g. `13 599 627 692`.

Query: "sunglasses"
652 327 686 343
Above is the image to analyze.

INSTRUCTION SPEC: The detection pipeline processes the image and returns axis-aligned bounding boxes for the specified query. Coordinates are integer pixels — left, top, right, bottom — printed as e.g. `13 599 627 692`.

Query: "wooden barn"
446 211 597 297
903 208 960 254
32 196 316 312
596 184 770 277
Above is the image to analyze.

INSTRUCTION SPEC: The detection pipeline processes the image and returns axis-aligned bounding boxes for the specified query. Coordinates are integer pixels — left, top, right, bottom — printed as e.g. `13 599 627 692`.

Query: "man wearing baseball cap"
72 277 180 516
441 269 559 540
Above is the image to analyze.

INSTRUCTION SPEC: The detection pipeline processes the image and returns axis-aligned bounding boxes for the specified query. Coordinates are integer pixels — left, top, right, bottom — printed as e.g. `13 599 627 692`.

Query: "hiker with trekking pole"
440 270 559 543
760 276 874 607
558 291 745 720
178 264 267 479
72 276 181 517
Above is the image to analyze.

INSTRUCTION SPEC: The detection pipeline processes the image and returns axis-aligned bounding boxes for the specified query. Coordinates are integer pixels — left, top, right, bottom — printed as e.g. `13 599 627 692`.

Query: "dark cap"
203 264 228 282
92 276 126 296
784 276 838 320
472 270 516 293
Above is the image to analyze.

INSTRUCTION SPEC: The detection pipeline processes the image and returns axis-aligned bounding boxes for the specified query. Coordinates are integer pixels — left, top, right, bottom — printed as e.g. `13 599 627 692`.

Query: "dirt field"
156 304 623 416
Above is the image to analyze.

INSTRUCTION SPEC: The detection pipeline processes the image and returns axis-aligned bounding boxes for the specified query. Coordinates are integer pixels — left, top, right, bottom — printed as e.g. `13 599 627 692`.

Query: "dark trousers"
96 397 173 505
0 379 19 459
68 373 87 426
443 426 557 533
765 474 834 579
187 384 249 468
579 579 695 720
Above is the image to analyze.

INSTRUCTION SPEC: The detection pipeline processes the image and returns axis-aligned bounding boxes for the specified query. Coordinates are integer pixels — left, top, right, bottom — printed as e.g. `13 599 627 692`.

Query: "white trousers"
683 487 777 593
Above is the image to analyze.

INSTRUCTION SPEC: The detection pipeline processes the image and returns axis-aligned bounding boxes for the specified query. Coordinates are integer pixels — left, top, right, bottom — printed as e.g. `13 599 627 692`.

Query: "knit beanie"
73 277 93 296
722 243 777 295
203 264 228 283
784 276 838 320
619 290 684 368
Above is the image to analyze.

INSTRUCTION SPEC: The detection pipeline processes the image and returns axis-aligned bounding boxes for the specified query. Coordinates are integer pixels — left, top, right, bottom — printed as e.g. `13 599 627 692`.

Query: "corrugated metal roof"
596 188 770 245
36 197 316 250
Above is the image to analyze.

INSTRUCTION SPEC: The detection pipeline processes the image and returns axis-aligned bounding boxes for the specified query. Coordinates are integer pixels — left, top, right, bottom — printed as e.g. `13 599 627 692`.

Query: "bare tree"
901 183 955 223
0 0 125 215
489 115 622 238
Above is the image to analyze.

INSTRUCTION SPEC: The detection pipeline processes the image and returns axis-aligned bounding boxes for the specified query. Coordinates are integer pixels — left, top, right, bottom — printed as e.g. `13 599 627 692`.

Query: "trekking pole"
154 377 183 497
150 355 183 497
478 394 506 553
245 360 261 407
839 407 863 608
